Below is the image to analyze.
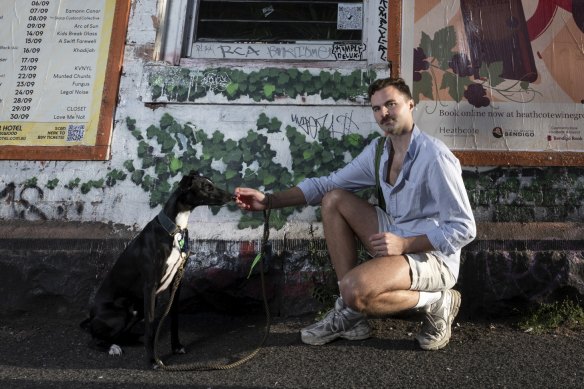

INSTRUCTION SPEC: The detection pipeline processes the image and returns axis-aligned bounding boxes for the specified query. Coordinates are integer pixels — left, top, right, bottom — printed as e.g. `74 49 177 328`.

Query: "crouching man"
235 77 476 350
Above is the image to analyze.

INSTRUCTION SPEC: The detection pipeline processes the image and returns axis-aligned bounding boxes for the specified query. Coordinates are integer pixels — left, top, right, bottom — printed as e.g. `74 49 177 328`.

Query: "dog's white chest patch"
156 234 186 294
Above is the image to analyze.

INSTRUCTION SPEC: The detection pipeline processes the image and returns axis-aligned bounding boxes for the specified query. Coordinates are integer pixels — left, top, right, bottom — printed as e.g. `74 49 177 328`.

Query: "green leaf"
46 178 59 190
247 253 262 279
277 72 290 85
226 82 239 96
257 113 270 130
430 26 457 68
414 71 434 102
418 32 432 57
225 169 238 180
169 157 182 174
263 84 276 98
440 72 471 102
346 133 362 147
481 61 505 87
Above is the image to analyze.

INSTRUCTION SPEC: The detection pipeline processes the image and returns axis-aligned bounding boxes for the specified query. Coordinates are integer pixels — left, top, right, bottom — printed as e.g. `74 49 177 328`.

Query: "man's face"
370 86 414 136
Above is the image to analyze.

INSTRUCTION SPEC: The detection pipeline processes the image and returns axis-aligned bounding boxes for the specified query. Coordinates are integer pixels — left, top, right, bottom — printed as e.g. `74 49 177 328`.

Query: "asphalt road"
1 311 582 388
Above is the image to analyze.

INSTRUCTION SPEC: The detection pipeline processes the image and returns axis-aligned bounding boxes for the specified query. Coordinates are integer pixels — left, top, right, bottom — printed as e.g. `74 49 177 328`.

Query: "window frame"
158 0 389 69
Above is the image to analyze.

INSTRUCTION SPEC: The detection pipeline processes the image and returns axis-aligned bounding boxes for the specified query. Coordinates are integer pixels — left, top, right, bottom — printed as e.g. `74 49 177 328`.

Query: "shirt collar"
391 124 420 161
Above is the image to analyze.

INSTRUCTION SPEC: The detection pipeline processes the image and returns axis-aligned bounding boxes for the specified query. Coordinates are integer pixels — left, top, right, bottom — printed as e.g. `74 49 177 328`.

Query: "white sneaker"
300 297 372 346
416 289 461 350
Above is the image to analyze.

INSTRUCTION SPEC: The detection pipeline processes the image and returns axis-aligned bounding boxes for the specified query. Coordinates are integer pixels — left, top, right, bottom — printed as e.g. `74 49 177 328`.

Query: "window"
194 0 362 43
164 0 386 64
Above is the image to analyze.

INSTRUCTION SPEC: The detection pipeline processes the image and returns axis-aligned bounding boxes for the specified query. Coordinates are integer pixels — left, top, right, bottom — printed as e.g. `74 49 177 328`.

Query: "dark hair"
367 77 413 101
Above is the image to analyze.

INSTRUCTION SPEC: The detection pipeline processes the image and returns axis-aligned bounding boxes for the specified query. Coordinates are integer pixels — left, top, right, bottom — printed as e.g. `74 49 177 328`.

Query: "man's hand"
368 232 406 257
369 232 435 257
234 187 267 211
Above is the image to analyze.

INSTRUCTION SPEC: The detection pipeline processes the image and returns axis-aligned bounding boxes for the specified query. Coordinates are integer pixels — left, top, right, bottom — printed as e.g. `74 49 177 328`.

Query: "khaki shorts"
406 252 456 292
375 207 456 292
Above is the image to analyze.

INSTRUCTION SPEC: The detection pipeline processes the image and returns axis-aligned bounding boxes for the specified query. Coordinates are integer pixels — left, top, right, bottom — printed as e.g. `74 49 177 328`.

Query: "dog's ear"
178 172 195 190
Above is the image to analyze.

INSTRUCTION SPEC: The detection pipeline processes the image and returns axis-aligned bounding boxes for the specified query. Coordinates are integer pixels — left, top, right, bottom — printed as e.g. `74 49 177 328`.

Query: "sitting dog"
81 171 232 367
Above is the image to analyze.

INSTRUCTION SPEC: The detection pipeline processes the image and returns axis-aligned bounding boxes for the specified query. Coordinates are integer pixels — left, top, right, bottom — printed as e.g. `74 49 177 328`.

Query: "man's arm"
369 232 435 257
235 187 306 211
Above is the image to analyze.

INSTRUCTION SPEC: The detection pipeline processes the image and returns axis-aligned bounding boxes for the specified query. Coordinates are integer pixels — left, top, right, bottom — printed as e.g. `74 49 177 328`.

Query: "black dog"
81 171 232 367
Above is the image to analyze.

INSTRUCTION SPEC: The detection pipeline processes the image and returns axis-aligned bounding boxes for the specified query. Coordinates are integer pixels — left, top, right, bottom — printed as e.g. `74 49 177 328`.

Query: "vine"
413 26 541 109
147 67 376 103
122 112 377 229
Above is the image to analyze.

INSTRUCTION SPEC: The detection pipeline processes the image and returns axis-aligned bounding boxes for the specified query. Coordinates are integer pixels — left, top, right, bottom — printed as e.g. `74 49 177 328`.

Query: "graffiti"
200 72 231 92
378 0 388 62
290 112 360 139
195 43 335 61
0 182 47 220
482 251 569 301
194 43 335 61
218 45 261 59
144 66 377 103
266 45 332 60
332 43 366 61
192 43 218 57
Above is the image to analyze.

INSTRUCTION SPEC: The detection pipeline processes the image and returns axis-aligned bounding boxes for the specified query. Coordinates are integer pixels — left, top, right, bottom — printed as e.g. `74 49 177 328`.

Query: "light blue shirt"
297 125 476 279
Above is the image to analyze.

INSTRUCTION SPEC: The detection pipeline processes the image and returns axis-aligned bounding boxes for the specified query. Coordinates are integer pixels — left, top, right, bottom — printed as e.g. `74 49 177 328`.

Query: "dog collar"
157 210 181 236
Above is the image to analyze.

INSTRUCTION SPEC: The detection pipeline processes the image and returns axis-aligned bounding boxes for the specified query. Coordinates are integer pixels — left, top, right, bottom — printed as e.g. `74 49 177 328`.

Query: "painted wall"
1 0 583 241
0 0 384 242
0 0 583 318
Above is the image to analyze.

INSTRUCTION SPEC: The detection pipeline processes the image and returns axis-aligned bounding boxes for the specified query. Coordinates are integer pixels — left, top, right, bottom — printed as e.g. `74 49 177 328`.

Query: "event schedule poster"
0 0 115 148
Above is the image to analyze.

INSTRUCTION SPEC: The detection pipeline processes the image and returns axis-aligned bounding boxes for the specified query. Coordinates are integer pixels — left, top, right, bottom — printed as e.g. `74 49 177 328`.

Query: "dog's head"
177 170 233 209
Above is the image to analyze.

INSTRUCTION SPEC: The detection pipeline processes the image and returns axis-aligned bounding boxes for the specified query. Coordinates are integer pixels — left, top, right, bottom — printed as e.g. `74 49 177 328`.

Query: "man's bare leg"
320 189 379 279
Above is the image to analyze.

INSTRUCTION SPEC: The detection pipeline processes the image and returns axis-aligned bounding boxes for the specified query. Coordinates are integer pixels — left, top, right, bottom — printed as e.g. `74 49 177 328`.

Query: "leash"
154 196 272 371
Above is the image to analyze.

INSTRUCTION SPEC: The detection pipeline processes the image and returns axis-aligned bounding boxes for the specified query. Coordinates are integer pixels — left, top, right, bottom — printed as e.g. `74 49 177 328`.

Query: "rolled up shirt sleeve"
297 139 378 206
424 152 476 255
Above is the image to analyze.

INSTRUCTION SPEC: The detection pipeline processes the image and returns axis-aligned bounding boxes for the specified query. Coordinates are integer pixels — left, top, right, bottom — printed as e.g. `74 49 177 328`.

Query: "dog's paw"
108 344 123 356
173 346 186 355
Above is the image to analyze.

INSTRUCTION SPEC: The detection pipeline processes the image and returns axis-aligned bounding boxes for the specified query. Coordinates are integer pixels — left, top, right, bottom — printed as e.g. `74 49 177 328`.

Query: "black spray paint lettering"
219 45 261 58
193 43 217 56
290 112 360 139
378 0 388 61
0 182 47 220
332 43 366 61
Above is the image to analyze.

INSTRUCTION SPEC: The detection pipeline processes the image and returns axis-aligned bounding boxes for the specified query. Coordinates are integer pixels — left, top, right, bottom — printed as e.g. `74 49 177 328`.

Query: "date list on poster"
0 0 112 147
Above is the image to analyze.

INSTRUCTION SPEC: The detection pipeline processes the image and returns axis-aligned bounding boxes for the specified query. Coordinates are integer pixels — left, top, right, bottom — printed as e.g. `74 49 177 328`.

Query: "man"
235 77 476 350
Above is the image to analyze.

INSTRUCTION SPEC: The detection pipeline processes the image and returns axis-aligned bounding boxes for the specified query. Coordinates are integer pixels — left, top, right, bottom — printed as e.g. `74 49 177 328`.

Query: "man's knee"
338 273 370 312
321 189 347 212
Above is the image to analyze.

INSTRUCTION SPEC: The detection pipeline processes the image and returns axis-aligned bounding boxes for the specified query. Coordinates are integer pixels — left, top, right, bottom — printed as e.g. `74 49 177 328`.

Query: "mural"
408 0 584 152
143 66 377 104
2 109 582 226
124 112 378 229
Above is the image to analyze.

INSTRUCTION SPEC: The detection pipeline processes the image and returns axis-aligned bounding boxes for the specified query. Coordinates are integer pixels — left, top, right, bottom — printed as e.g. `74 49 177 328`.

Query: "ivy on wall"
125 112 379 229
4 63 583 226
147 67 377 103
463 168 584 222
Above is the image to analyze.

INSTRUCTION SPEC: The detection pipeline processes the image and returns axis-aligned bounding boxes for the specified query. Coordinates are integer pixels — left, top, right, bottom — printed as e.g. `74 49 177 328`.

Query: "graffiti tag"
332 43 366 61
200 72 231 92
378 0 388 62
290 112 360 139
0 182 47 220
